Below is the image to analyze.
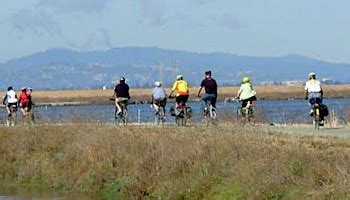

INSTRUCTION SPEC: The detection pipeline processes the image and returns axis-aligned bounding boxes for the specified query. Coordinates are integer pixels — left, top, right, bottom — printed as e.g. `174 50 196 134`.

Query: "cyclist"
2 86 18 117
152 81 167 114
26 87 34 111
197 70 218 113
113 77 130 116
305 72 324 122
169 75 189 115
236 76 257 110
18 87 30 117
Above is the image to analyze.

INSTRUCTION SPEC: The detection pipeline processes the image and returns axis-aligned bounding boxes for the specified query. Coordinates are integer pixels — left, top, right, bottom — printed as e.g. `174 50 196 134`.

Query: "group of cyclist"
2 70 325 125
112 70 325 124
112 70 258 120
3 86 34 117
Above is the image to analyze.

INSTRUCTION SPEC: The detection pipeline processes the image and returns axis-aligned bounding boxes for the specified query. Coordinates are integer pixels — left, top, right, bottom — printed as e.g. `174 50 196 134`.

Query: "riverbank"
0 124 349 199
2 84 350 104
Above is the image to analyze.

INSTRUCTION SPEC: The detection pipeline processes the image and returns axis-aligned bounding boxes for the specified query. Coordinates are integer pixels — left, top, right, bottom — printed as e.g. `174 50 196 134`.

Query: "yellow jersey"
172 80 189 96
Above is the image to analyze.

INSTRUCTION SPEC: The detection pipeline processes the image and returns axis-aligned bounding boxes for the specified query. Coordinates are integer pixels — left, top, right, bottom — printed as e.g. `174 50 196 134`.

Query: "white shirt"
238 83 256 100
6 90 18 103
305 79 322 93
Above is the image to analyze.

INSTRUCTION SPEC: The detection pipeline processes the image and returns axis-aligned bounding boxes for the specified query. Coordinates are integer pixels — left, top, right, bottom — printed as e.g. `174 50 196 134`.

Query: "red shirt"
18 91 29 103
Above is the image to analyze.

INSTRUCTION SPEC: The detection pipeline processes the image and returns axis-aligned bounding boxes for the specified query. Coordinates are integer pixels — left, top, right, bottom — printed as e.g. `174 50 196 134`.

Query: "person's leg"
153 102 159 113
175 96 181 108
212 95 217 108
6 105 10 115
200 94 210 111
115 99 122 114
20 108 26 116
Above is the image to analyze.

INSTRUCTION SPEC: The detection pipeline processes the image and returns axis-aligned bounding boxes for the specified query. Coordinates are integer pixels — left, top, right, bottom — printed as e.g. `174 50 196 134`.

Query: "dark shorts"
309 97 323 106
7 103 17 109
154 99 167 107
176 95 189 105
242 96 257 108
20 101 30 109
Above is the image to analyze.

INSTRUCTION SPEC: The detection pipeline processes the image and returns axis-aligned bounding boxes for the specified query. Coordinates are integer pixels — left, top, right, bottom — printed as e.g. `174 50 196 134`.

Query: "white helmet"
154 81 161 87
176 75 183 80
308 72 316 78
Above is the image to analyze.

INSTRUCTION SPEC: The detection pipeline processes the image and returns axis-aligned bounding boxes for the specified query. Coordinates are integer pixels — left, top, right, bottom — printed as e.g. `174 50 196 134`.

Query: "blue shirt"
152 87 166 100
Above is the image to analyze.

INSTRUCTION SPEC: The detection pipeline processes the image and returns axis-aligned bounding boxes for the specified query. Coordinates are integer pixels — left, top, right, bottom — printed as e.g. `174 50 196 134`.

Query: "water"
2 98 350 125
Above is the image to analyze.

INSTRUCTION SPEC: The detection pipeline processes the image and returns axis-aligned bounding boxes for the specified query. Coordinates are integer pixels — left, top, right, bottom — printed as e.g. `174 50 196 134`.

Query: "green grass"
0 124 349 199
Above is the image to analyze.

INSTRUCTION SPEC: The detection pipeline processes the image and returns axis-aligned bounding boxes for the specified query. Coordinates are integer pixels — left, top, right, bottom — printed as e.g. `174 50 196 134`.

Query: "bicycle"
169 96 191 126
116 101 128 125
22 105 35 125
110 98 128 125
153 101 166 125
202 97 218 126
307 97 326 130
234 98 255 125
310 102 324 130
6 104 17 127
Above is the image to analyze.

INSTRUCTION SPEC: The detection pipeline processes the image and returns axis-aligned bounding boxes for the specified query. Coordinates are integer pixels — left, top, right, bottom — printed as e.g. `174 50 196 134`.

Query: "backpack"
319 104 329 117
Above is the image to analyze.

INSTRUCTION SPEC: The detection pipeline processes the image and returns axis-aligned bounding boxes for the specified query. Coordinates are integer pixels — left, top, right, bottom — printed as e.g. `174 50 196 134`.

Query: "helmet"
27 87 33 91
242 76 250 83
119 77 126 82
176 75 183 80
7 86 13 91
21 87 26 91
154 81 162 87
205 70 212 76
308 72 316 78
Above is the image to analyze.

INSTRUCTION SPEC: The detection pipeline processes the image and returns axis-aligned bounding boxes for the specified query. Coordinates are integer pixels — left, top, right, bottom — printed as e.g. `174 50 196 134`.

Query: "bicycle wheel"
122 108 128 125
114 108 119 125
314 108 320 130
158 107 165 125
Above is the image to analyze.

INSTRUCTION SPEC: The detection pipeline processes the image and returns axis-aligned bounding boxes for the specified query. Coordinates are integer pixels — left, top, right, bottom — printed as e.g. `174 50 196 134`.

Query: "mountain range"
0 47 349 89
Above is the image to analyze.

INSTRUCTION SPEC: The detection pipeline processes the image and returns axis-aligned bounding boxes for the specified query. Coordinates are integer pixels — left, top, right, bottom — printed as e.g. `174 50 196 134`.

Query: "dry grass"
2 84 350 104
0 124 349 199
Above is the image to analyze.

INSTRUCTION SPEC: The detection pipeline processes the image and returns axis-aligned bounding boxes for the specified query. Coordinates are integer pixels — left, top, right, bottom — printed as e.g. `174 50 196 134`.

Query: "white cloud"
82 29 112 49
10 9 61 36
138 0 167 27
37 0 112 13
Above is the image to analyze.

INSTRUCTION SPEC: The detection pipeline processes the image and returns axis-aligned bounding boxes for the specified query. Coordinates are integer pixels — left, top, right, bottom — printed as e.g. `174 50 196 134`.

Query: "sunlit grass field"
0 124 349 199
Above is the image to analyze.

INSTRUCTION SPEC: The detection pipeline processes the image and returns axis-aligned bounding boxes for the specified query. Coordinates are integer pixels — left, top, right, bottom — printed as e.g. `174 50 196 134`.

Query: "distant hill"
0 47 349 89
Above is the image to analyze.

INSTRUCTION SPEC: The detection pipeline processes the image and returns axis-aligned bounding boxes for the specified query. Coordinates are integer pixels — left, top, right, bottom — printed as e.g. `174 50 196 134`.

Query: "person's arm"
127 86 130 99
198 80 205 97
236 89 242 99
197 87 203 97
169 82 177 98
2 95 7 105
214 79 218 97
304 84 308 100
110 87 117 100
163 89 167 97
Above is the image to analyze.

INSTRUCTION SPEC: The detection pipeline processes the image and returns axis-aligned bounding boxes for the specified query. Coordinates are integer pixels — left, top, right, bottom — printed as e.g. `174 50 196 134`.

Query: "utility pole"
172 59 179 77
157 62 164 83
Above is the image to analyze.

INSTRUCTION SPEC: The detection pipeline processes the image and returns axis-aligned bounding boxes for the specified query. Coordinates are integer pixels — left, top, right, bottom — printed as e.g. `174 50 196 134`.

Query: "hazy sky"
0 0 349 62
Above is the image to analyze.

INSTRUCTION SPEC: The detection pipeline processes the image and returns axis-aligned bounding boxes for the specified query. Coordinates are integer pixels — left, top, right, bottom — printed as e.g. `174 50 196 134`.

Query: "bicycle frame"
155 105 166 125
6 105 17 127
203 99 217 125
115 101 128 125
312 103 321 129
175 101 187 126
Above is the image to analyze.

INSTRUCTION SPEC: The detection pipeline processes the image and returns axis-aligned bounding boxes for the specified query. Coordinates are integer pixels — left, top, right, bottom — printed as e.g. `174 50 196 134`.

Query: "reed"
0 124 349 199
2 84 350 104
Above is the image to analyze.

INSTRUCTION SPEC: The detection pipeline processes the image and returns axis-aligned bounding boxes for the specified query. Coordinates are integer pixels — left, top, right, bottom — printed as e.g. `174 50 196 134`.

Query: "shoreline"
1 84 349 105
